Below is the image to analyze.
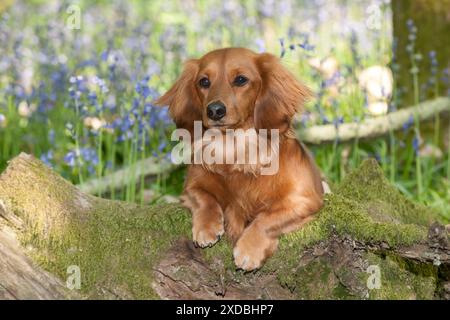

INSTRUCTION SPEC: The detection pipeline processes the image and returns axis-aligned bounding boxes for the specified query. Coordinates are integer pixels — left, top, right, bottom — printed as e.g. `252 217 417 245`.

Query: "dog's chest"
218 173 278 215
194 128 279 177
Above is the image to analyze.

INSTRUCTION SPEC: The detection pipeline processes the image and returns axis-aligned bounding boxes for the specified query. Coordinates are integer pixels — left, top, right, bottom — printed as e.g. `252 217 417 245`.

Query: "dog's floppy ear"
153 59 201 132
255 53 312 132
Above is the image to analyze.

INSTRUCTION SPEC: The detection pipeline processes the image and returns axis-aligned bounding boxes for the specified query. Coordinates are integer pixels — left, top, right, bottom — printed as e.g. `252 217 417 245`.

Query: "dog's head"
154 48 311 133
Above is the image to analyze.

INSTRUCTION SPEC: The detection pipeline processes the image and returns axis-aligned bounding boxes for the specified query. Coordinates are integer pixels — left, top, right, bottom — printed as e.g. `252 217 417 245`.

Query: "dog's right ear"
153 59 201 132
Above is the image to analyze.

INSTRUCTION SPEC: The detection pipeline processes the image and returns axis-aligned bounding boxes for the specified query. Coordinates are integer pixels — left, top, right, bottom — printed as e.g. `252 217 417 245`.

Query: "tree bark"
0 224 77 299
0 153 448 300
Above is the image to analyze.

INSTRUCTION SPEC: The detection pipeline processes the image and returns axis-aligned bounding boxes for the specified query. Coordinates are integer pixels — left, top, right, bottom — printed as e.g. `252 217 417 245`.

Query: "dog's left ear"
255 53 312 132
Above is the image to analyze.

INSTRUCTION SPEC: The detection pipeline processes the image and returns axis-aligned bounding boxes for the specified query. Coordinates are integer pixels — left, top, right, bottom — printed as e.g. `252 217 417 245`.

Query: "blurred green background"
0 0 449 219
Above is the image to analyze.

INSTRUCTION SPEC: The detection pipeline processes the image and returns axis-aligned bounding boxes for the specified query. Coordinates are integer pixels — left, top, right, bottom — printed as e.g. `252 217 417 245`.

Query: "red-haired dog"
155 48 324 271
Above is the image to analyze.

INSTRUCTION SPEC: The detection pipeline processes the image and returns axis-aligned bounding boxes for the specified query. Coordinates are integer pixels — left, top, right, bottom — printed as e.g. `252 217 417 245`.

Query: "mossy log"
0 153 449 300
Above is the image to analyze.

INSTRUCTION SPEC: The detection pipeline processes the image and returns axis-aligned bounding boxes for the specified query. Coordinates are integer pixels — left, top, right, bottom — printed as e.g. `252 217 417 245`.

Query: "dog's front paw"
233 227 278 271
192 220 224 248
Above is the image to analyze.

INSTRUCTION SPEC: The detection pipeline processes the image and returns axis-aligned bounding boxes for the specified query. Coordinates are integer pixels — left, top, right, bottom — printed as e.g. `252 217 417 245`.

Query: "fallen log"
0 153 448 299
297 96 450 144
78 156 175 195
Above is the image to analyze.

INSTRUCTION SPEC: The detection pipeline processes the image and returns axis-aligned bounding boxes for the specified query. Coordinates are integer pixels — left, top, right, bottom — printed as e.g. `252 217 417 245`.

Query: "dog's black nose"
207 102 226 121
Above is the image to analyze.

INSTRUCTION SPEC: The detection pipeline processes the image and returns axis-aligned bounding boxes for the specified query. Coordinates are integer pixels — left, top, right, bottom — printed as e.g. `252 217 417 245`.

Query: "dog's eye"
198 77 211 89
233 75 248 87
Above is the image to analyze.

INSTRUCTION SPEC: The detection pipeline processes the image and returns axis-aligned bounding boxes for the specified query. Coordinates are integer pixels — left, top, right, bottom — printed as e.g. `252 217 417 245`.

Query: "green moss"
203 237 235 269
365 253 437 300
336 158 440 226
30 201 191 299
286 258 358 300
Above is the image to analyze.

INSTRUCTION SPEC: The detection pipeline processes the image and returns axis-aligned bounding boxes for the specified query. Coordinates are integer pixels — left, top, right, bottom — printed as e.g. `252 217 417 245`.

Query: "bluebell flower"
374 153 382 162
321 114 330 125
429 51 436 59
279 38 286 58
80 147 99 166
297 33 315 52
298 42 315 52
402 115 414 132
64 151 77 167
255 39 265 53
143 102 153 116
152 141 167 158
412 136 420 155
40 150 53 168
300 113 311 127
406 19 417 34
406 19 414 29
48 129 55 144
120 114 135 133
87 166 96 175
135 79 152 99
333 116 344 129
100 50 109 61
88 91 98 103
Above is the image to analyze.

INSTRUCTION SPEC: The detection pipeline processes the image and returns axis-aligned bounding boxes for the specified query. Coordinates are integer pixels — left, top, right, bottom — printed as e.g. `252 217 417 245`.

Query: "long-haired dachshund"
155 48 324 271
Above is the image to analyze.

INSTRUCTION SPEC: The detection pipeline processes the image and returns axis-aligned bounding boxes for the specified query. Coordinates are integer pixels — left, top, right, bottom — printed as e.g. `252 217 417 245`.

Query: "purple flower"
412 136 420 155
135 79 152 99
64 151 77 167
333 116 344 129
100 50 109 61
255 39 265 53
80 147 99 166
40 150 53 168
402 115 414 132
279 38 286 58
48 129 55 144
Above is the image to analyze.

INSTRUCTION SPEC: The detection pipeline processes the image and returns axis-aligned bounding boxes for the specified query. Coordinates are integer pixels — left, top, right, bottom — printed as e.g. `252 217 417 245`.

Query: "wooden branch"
297 97 450 144
0 153 448 300
78 156 175 195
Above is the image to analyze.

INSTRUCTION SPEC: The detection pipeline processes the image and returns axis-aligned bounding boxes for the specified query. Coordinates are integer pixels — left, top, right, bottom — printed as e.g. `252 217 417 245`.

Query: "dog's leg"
224 206 247 243
182 189 224 248
233 195 321 271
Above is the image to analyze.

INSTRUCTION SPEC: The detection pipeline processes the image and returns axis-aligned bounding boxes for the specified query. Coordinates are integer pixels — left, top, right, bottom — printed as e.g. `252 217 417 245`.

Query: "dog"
155 48 324 271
